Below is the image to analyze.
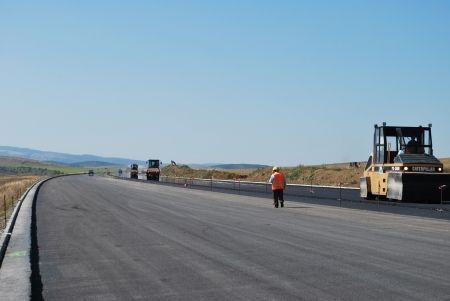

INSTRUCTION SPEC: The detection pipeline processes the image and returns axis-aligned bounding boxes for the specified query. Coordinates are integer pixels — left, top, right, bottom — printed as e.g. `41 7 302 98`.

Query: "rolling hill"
0 146 145 166
0 156 86 176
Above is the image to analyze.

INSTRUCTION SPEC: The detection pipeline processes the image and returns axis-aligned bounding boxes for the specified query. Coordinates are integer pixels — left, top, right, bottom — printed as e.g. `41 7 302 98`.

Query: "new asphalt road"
34 175 450 300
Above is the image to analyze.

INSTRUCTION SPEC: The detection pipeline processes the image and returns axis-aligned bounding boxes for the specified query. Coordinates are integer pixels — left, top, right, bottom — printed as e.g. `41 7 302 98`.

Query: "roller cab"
130 163 139 179
146 159 161 181
360 123 450 203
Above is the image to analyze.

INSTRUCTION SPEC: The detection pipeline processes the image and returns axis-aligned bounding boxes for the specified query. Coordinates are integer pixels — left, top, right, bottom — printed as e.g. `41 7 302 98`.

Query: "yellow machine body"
360 123 449 203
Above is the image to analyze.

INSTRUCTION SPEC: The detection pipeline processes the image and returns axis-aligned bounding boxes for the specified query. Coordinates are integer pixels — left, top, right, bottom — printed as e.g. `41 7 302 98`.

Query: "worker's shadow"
283 206 310 209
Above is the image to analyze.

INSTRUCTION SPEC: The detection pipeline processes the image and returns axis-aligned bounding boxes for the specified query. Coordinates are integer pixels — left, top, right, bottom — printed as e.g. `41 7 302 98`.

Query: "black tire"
365 192 376 200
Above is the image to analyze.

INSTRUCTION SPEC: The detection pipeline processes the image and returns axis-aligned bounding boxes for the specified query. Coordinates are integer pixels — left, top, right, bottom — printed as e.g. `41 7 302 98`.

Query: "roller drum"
387 172 450 203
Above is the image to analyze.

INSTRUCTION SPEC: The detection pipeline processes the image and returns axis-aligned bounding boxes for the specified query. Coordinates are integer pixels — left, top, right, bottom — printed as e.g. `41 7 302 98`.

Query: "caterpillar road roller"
130 163 139 179
360 122 450 203
145 159 160 181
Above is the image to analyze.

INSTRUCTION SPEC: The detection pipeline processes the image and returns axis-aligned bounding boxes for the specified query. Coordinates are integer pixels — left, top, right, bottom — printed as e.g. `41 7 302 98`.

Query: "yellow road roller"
360 122 450 203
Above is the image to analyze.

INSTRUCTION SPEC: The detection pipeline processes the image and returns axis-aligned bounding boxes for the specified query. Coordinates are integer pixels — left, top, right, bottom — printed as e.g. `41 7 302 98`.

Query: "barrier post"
239 179 241 194
3 195 6 228
309 170 314 194
338 183 342 207
439 185 447 205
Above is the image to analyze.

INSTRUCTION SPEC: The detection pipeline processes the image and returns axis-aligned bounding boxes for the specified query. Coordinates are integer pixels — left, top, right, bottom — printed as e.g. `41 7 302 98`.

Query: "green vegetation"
0 156 86 176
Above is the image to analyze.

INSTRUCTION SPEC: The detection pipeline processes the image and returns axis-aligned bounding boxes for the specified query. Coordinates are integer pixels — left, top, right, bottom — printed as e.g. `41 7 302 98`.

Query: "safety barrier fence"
1 190 25 231
115 174 450 212
0 176 42 231
0 178 44 271
158 176 361 203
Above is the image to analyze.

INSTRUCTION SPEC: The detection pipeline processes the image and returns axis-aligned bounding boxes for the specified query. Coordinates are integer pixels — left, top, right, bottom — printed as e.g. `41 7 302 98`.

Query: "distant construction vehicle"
360 122 450 203
146 159 161 181
130 163 139 179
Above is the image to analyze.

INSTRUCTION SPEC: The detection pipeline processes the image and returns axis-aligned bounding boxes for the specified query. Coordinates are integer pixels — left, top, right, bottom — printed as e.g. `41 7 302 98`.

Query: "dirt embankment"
162 165 248 180
162 163 365 187
162 158 450 188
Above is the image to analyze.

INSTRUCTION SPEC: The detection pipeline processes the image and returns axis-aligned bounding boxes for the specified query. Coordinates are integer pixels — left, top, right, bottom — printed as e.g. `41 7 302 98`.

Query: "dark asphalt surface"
35 175 450 300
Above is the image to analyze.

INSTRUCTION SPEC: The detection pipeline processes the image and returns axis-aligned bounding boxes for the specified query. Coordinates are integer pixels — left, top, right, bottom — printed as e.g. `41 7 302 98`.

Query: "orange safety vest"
272 172 285 190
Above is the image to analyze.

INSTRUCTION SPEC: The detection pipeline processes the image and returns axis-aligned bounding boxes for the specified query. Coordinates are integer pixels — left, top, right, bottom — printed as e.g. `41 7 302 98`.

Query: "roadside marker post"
439 185 447 205
377 182 381 208
239 179 241 195
3 195 6 228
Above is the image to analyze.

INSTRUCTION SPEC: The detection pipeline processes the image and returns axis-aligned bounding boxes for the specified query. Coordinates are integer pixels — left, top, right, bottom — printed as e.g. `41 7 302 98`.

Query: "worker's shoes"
273 202 278 208
280 202 284 208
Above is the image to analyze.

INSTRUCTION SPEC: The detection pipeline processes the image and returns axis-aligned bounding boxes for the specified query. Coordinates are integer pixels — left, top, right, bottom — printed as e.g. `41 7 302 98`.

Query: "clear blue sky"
1 0 449 166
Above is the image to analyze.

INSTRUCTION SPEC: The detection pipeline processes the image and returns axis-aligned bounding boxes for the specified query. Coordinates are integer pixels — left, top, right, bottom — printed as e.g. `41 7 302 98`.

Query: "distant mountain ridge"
0 146 145 166
68 161 123 167
0 146 269 170
44 160 123 167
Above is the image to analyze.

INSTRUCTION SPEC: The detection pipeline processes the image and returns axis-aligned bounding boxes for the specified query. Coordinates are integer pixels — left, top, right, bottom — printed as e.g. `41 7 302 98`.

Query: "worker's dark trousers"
272 189 284 207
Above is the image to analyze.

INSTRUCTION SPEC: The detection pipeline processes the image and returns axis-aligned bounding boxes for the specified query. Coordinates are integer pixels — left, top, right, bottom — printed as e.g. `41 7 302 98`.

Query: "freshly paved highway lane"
35 175 450 300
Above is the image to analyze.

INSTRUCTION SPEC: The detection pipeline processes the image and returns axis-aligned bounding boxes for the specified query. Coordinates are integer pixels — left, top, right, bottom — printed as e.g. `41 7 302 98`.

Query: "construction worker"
269 166 286 208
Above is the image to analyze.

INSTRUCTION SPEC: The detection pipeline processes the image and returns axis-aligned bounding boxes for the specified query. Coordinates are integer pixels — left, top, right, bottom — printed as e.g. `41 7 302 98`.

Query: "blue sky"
1 0 449 166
